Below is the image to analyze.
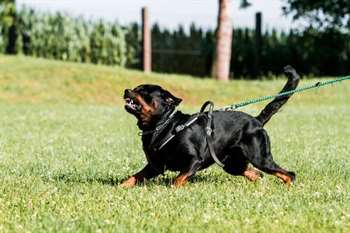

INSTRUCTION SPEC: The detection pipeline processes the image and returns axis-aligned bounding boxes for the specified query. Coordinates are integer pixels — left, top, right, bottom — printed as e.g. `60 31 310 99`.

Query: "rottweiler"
121 65 300 187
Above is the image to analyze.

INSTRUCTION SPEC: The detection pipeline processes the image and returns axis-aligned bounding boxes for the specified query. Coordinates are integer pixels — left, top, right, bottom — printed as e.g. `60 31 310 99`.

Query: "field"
0 55 350 232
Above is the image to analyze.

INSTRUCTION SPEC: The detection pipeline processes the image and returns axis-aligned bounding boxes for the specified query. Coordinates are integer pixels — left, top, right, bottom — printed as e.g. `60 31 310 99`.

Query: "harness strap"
148 101 225 168
158 134 176 150
201 101 225 167
206 135 225 167
158 115 199 150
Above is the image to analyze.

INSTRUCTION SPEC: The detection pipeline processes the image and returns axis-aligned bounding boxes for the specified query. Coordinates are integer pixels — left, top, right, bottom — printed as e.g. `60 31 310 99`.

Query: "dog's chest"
142 139 192 172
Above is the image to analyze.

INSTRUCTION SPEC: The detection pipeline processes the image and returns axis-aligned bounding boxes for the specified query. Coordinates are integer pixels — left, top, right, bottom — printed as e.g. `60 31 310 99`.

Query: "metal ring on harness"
200 101 214 136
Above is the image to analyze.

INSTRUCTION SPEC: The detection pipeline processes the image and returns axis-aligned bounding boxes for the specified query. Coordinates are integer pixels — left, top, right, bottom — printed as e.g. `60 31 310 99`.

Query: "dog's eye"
143 95 152 103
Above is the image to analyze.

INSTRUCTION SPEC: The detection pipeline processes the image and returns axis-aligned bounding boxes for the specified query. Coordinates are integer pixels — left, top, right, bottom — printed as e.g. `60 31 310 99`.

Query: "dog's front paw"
243 168 263 182
120 176 137 188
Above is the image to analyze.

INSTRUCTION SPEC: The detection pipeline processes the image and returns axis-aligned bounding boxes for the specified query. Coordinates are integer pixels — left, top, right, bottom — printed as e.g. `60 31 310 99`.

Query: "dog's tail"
255 65 300 126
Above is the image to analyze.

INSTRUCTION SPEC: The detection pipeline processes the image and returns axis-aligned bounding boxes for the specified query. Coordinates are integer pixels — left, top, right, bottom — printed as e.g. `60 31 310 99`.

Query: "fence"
1 7 350 78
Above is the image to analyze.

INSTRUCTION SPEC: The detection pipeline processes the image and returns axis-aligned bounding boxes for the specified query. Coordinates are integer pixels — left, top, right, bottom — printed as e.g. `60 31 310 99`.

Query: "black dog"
121 66 300 187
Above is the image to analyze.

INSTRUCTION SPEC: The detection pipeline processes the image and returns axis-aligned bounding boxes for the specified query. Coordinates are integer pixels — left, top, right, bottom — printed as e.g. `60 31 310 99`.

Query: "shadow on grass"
151 174 215 187
41 173 122 186
41 171 218 187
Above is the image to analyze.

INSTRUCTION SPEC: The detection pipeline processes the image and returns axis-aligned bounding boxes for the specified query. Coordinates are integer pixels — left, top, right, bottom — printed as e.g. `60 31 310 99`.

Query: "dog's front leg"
120 164 160 188
173 161 202 187
174 172 192 187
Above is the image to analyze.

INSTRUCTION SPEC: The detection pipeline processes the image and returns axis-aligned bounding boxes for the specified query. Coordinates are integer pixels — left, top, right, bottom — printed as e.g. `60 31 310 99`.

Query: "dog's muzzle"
124 89 141 112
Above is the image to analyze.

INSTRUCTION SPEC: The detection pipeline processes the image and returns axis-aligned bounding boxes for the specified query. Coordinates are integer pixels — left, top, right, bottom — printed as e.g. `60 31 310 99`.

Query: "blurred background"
1 0 350 79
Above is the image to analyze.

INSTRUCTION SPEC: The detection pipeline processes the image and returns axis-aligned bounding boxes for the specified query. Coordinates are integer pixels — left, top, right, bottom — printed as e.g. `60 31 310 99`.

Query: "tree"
0 0 16 53
0 0 15 27
212 0 233 81
212 0 252 81
282 0 350 30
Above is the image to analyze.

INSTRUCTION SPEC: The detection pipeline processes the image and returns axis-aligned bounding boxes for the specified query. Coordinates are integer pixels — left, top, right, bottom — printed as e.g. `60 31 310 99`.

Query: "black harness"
201 101 225 167
140 101 225 167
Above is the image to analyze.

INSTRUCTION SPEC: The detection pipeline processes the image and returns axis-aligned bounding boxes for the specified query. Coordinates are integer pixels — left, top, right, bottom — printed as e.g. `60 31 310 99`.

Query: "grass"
0 55 350 232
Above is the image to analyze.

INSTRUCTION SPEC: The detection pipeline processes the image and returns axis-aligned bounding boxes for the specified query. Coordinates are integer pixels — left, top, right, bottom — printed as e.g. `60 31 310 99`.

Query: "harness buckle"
175 125 185 132
206 127 212 136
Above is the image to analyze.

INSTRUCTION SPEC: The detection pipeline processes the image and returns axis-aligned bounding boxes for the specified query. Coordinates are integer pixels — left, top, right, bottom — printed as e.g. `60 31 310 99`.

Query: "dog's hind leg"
240 129 296 186
222 148 263 182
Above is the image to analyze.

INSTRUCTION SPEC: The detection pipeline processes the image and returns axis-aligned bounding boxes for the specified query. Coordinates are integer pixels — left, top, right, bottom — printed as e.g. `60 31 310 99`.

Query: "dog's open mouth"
125 98 141 112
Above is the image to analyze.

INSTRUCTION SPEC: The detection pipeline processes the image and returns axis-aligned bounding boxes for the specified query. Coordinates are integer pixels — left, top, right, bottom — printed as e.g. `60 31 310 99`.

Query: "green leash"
219 75 350 111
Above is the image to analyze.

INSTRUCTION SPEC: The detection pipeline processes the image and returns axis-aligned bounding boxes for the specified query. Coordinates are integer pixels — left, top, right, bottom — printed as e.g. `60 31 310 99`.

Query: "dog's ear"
162 90 182 106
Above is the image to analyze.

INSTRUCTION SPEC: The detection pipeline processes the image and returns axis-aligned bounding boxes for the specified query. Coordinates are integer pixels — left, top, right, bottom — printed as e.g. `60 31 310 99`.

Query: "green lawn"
0 55 350 232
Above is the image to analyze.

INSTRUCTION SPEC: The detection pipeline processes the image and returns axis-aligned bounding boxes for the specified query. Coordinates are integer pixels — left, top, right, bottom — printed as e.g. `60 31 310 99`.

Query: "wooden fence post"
142 7 152 72
254 12 262 78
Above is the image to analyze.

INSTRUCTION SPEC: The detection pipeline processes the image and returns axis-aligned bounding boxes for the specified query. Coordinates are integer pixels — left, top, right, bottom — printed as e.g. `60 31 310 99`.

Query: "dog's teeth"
125 98 134 105
124 98 140 111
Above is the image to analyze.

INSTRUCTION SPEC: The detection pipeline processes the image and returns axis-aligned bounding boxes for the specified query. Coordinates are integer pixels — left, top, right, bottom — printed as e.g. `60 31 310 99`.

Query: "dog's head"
123 84 182 129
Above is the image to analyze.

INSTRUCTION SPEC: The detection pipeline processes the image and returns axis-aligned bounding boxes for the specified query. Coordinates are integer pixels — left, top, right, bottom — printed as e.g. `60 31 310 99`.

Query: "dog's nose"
124 89 131 97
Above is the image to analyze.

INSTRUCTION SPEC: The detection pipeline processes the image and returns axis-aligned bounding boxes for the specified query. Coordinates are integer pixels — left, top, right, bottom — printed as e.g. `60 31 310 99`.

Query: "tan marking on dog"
120 172 146 188
274 172 293 186
135 94 156 125
243 168 261 182
174 172 191 187
120 176 138 188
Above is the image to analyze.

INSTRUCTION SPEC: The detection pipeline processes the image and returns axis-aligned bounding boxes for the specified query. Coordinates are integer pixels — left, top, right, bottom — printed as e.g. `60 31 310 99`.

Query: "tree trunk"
142 7 151 72
212 0 233 81
4 0 17 54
